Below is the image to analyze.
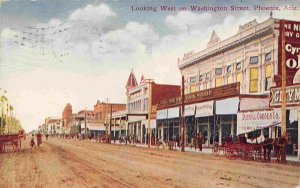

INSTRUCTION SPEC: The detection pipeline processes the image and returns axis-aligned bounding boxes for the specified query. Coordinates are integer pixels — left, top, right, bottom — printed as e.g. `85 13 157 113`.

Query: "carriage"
0 130 25 153
212 133 289 162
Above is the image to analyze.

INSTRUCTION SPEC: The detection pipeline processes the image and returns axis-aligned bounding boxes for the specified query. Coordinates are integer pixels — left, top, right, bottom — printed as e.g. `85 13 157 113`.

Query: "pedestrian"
30 134 36 150
195 133 199 150
46 134 49 140
177 134 180 149
198 132 203 151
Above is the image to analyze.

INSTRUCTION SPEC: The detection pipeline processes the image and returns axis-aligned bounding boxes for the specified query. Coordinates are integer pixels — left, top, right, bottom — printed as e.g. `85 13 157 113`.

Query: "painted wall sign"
275 20 300 86
237 109 281 135
195 101 214 117
158 83 240 109
270 84 300 107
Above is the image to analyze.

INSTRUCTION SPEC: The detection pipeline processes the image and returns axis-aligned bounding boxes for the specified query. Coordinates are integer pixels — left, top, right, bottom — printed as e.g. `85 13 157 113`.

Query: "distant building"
45 117 62 135
123 70 181 144
62 103 72 128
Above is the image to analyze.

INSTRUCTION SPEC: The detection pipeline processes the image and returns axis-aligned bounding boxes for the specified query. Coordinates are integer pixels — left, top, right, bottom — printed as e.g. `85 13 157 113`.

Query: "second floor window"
250 56 259 64
215 68 222 76
249 67 259 93
190 77 196 83
265 52 272 61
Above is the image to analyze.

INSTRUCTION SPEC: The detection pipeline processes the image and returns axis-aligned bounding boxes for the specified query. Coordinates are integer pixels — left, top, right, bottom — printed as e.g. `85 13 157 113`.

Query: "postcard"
0 0 300 187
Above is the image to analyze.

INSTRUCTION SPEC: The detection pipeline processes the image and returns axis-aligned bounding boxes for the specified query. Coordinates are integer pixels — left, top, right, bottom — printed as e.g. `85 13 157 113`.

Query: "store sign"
276 20 300 86
195 101 214 117
156 109 167 120
184 104 195 116
237 109 281 135
270 84 300 107
158 83 240 109
168 107 180 119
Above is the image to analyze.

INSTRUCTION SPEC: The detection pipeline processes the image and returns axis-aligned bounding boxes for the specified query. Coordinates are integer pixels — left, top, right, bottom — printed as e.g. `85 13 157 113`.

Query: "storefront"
156 83 241 147
270 84 300 159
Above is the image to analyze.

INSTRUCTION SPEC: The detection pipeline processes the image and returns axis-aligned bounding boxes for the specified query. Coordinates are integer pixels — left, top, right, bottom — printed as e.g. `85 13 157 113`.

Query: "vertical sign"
276 20 300 86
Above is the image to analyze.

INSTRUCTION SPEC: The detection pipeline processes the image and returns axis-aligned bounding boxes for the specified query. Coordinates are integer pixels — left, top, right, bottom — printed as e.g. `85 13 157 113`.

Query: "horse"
273 134 291 163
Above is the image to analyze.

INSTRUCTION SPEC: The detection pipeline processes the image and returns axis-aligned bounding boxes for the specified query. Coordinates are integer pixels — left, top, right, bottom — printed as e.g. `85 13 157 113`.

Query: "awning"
128 115 146 123
184 104 195 117
240 97 269 111
195 101 214 117
157 109 167 120
141 119 156 129
237 109 282 135
167 107 180 119
289 109 298 124
216 97 239 115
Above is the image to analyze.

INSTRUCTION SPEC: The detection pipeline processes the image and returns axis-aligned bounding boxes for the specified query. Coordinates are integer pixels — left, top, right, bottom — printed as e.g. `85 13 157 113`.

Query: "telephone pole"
181 76 185 152
281 20 287 163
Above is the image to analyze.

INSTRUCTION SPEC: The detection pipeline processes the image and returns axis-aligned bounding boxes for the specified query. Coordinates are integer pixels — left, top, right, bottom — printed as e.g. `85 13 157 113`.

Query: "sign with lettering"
156 109 167 120
276 20 300 86
195 101 214 117
184 104 195 116
237 109 281 135
270 84 300 107
157 83 240 109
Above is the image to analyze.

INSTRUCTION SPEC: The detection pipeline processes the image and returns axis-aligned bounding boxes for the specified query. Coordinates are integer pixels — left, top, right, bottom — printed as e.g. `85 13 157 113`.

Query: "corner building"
158 16 300 158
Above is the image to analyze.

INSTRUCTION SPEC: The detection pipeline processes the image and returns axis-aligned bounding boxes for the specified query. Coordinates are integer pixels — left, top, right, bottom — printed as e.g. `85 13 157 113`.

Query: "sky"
0 0 300 132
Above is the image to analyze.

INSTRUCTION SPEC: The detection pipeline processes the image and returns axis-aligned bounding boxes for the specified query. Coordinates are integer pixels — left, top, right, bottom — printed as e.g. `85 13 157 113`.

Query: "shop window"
215 68 222 75
236 62 242 70
236 72 242 83
265 64 272 91
250 56 259 64
215 77 222 87
265 52 272 61
190 77 196 83
250 67 259 93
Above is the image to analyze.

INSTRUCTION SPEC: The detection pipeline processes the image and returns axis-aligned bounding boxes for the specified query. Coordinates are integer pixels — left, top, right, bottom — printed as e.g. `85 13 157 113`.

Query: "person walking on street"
198 132 203 151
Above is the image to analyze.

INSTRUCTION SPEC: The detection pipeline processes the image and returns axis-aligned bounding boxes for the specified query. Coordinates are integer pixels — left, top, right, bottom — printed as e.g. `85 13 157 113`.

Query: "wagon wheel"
212 143 220 156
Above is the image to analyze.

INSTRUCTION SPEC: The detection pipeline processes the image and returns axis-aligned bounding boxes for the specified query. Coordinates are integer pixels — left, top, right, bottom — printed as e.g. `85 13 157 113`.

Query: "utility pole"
147 79 153 148
109 103 112 143
281 20 287 163
181 76 185 152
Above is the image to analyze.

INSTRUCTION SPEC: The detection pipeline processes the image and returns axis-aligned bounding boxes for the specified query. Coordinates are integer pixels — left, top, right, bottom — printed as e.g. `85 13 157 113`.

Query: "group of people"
29 133 47 150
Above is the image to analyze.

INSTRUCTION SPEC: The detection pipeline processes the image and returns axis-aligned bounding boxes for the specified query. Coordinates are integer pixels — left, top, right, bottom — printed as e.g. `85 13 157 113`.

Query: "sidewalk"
109 140 300 164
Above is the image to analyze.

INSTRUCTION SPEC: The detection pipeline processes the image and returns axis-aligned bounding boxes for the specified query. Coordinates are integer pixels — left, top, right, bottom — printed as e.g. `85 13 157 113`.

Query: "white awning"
237 109 282 135
128 115 146 123
216 97 239 115
141 119 156 128
195 101 214 117
168 107 180 119
289 109 298 124
240 97 269 111
184 104 195 117
157 109 167 120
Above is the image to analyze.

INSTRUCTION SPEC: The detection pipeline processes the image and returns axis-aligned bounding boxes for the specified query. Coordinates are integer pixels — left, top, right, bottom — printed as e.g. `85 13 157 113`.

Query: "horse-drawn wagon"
0 130 25 153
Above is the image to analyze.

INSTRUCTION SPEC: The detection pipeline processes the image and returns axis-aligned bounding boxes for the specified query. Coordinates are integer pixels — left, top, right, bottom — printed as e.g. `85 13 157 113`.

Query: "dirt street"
0 138 299 188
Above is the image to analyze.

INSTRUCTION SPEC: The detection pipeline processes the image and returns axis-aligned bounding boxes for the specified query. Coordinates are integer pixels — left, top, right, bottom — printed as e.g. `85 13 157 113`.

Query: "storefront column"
141 124 143 144
231 115 234 137
219 117 222 145
114 118 116 140
298 110 300 160
125 121 128 137
162 124 164 141
207 118 210 147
